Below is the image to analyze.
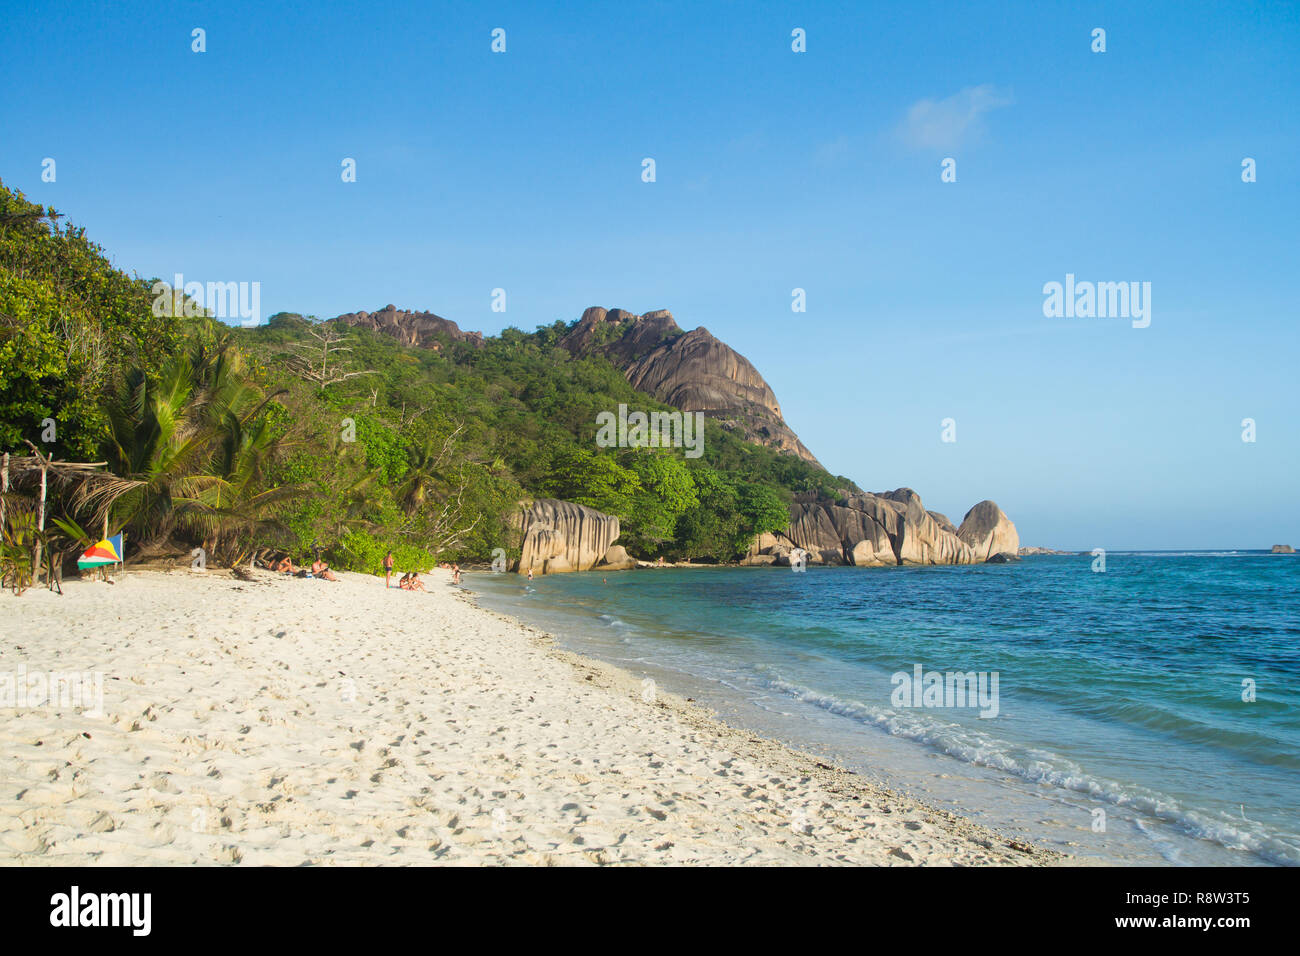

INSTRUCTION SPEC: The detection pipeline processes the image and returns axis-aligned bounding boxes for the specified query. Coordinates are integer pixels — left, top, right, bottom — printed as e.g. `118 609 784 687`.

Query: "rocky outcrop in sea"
746 489 1019 567
510 498 629 574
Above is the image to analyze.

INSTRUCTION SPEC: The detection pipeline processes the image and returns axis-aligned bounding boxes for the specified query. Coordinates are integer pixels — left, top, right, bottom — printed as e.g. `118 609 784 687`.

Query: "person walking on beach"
452 564 462 585
383 550 394 588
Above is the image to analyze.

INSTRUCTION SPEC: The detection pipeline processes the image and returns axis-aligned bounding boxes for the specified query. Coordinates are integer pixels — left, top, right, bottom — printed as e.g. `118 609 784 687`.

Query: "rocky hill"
339 303 820 463
335 304 483 350
560 307 820 464
328 302 1019 570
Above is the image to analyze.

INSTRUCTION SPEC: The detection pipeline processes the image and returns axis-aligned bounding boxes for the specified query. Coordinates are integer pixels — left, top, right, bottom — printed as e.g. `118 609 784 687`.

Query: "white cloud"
896 85 1012 151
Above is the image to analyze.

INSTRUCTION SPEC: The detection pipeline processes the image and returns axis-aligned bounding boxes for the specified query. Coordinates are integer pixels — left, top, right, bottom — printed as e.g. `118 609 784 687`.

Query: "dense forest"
0 179 854 587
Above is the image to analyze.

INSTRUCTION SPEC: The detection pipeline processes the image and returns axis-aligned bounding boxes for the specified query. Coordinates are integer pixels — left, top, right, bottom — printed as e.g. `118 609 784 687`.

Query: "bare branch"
286 325 377 389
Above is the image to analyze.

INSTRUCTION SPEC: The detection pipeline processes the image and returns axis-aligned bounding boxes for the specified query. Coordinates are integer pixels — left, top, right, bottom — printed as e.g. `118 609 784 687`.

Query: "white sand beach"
0 569 1059 865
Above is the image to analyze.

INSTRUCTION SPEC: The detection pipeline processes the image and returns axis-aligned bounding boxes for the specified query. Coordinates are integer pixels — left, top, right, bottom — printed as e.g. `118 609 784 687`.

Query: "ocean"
469 553 1299 866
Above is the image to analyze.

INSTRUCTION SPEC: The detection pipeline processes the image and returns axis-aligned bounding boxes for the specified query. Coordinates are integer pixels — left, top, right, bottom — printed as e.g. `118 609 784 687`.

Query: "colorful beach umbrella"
77 533 123 570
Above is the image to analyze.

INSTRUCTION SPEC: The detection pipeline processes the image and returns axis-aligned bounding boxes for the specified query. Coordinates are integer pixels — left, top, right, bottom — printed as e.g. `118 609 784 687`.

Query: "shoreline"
460 548 1284 574
0 567 1063 865
460 586 1064 866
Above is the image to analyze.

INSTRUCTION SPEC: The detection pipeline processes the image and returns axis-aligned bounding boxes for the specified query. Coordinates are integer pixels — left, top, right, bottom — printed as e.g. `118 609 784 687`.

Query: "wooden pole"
33 454 47 584
1 451 8 533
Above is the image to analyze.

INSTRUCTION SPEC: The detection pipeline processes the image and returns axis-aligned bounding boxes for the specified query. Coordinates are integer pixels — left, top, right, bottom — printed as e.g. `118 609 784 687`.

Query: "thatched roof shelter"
1 444 141 526
2 444 143 587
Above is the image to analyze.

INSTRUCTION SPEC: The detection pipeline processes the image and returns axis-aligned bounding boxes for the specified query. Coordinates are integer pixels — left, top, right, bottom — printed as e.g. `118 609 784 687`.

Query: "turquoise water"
469 554 1299 866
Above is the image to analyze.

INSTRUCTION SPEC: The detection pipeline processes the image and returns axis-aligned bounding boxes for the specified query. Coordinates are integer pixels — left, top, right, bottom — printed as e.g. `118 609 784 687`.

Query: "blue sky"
2 0 1297 549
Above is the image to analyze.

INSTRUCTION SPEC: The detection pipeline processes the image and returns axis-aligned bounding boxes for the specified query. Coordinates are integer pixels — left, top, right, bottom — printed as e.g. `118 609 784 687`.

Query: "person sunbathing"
271 555 299 574
310 558 338 581
398 573 412 590
407 572 426 592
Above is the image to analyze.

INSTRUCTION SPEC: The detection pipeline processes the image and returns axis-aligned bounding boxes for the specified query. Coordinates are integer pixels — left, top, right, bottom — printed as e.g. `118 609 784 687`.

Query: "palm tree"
102 352 210 545
398 424 465 512
182 406 301 566
103 338 301 563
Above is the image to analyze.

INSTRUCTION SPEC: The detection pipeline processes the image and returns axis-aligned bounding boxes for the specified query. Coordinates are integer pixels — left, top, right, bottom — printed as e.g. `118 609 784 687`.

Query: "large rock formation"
751 489 1018 567
600 544 637 570
511 498 623 574
561 307 819 464
335 304 483 349
957 500 1020 561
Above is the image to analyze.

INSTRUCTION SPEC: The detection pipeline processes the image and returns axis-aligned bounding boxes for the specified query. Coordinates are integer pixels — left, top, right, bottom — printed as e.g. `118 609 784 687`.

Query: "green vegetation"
0 186 179 459
0 178 853 579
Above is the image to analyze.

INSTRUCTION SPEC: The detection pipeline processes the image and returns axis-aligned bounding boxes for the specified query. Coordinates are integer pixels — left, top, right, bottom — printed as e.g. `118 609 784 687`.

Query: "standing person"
526 568 534 582
383 550 394 588
452 564 462 585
